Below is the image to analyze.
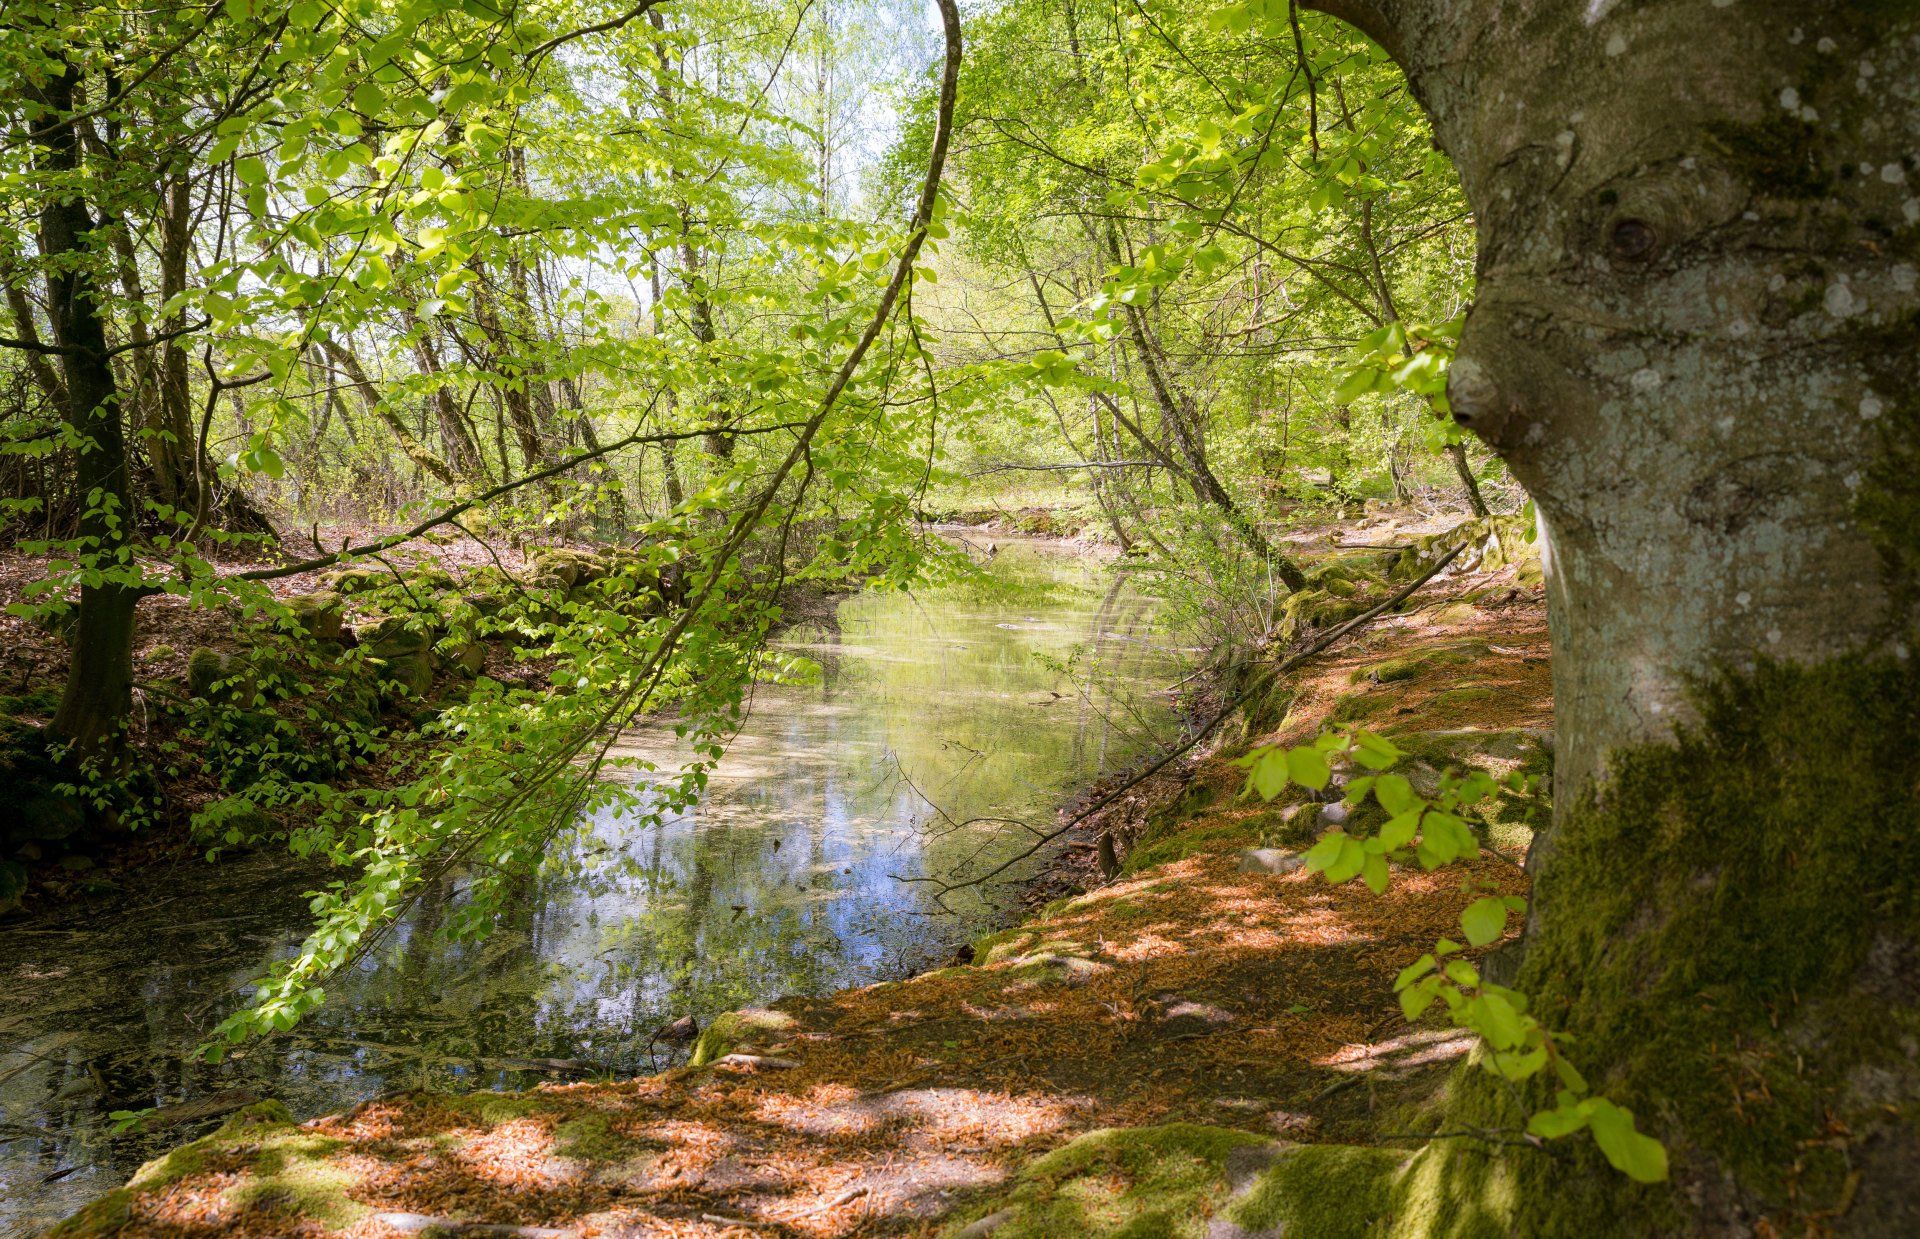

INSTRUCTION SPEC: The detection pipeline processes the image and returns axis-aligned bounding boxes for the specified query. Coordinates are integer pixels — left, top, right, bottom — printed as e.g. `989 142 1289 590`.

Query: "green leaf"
1399 976 1439 1020
1301 831 1347 874
1324 835 1366 884
1361 853 1389 893
1394 954 1436 990
1527 1103 1588 1140
1586 1100 1669 1183
1250 747 1290 800
1378 809 1422 850
1374 773 1419 816
1287 745 1331 790
1461 896 1508 947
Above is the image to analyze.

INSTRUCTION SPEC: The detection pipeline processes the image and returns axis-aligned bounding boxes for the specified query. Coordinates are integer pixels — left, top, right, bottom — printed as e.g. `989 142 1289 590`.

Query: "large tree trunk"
1287 3 1920 1233
27 60 140 756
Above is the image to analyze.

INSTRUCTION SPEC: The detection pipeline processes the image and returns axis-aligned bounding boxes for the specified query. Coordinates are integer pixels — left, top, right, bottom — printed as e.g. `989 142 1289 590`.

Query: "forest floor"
47 529 1552 1238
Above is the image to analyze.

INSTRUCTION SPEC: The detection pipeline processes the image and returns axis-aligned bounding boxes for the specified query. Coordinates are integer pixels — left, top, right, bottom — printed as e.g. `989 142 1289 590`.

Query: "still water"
0 538 1182 1233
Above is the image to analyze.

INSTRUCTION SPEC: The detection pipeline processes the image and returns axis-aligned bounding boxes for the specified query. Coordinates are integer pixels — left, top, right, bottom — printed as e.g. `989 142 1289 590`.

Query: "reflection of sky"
0 541 1180 1232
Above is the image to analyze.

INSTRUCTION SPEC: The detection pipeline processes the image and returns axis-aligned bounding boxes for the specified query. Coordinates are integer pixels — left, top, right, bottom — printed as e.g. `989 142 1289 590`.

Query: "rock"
187 647 234 698
284 590 344 642
711 1053 799 1072
355 615 434 659
144 644 174 661
1316 801 1351 830
0 859 26 916
952 1210 1017 1238
438 639 488 677
373 650 434 698
318 566 387 596
135 1088 262 1133
690 1007 798 1067
1238 848 1305 876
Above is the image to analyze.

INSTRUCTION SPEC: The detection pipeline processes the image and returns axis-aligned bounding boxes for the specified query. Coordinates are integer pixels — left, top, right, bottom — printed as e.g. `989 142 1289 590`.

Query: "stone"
186 648 261 702
1238 848 1305 875
373 650 434 698
355 615 433 659
438 639 488 677
285 590 345 642
1316 801 1351 830
318 566 387 596
952 1209 1016 1238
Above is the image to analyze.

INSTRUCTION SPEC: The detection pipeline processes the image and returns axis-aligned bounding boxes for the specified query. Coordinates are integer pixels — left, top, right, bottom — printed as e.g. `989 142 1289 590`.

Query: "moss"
1354 642 1491 685
1303 654 1920 1238
0 685 62 716
46 1190 134 1237
55 1101 367 1235
443 1093 544 1124
689 1007 798 1066
1227 1144 1404 1237
1120 821 1260 875
970 925 1036 965
1329 690 1390 723
947 1124 1271 1238
226 1130 366 1229
1431 686 1496 710
554 1113 636 1162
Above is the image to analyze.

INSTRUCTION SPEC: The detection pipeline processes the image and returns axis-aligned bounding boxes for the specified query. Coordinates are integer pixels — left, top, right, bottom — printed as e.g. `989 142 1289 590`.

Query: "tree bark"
1290 2 1920 1231
26 58 140 755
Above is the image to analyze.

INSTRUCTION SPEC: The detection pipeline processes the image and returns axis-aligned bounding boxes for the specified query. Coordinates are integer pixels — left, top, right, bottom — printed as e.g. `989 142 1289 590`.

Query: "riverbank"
43 529 1550 1237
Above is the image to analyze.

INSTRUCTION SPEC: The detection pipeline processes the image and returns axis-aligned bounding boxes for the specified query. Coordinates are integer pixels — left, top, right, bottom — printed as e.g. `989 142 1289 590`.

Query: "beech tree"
1277 1 1920 1231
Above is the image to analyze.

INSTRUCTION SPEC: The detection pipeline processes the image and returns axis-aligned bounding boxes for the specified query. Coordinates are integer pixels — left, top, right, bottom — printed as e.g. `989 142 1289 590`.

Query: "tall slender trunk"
320 338 458 487
27 59 140 755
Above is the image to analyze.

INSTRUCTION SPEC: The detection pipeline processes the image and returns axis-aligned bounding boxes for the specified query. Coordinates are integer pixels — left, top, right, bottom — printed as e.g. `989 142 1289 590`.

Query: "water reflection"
0 538 1180 1232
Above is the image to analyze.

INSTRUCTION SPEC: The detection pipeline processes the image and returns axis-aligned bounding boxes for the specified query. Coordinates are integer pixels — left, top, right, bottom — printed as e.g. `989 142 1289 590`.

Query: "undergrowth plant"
1233 727 1669 1184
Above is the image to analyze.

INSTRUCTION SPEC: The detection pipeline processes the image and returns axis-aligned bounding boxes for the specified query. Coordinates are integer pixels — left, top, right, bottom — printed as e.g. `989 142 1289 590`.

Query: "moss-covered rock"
51 1100 367 1236
943 1124 1272 1238
689 1007 798 1067
284 590 345 643
317 566 386 596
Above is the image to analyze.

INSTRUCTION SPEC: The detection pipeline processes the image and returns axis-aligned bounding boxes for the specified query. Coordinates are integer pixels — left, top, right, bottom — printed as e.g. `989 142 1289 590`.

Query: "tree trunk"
27 59 140 756
1445 440 1487 517
1283 3 1920 1233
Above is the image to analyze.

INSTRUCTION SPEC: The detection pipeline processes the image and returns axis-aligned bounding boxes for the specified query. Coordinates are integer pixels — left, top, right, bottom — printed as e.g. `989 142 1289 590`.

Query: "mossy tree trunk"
1300 2 1920 1232
26 55 143 758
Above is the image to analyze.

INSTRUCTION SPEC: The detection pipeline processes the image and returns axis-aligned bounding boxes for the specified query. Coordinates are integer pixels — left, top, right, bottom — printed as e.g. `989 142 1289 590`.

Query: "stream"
0 537 1185 1233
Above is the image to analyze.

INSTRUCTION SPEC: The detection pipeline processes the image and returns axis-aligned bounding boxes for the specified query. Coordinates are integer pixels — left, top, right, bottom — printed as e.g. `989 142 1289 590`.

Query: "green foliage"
1237 726 1665 1183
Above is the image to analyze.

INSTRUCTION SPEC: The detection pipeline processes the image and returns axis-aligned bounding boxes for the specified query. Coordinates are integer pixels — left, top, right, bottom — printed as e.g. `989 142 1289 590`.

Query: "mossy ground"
53 542 1558 1237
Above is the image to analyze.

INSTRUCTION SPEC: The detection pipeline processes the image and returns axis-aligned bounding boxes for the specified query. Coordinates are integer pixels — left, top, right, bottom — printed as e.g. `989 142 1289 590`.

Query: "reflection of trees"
1 543 1182 1217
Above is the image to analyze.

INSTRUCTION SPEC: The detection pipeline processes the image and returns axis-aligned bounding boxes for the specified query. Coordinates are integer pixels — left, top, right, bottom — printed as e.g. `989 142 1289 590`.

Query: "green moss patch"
948 1124 1272 1238
54 1101 367 1235
1353 642 1491 685
690 1007 799 1066
1228 1144 1405 1238
1121 821 1260 876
